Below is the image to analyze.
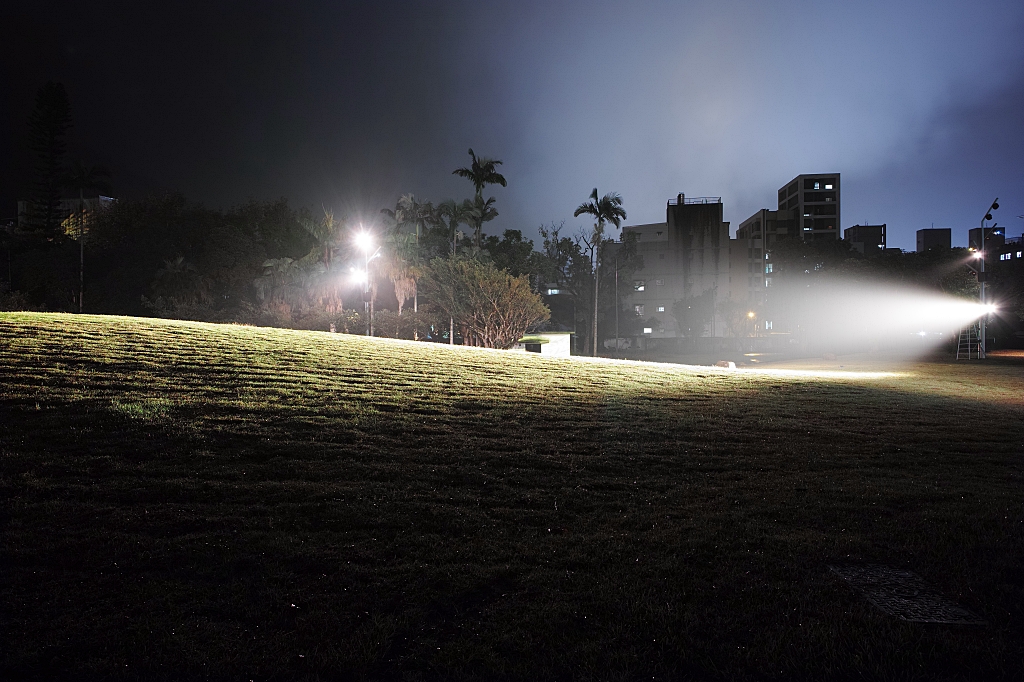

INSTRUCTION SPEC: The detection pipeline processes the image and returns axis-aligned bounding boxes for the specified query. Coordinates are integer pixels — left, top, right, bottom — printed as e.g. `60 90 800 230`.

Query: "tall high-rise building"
777 173 840 241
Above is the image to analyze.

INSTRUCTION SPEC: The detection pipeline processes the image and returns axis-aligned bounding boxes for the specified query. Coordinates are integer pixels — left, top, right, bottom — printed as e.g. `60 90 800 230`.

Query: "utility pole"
78 191 85 313
978 198 999 359
614 256 619 358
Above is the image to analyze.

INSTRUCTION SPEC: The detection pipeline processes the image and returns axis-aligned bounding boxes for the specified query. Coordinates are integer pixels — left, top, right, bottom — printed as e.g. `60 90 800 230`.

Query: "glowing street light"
354 230 374 253
355 228 382 336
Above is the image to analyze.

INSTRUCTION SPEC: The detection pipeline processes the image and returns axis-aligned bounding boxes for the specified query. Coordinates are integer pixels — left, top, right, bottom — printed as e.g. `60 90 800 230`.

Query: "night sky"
3 0 1023 250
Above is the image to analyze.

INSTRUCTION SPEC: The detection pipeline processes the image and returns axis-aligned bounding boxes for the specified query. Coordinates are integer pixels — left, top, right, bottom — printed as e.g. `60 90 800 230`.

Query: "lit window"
814 182 820 190
765 321 773 330
633 280 646 291
824 184 833 190
1017 251 1022 258
643 327 653 334
657 306 665 312
654 279 665 286
545 288 560 295
765 264 773 273
634 304 644 316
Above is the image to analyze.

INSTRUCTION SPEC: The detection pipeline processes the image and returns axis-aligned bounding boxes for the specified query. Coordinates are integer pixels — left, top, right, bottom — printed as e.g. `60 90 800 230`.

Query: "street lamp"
355 229 382 336
977 198 999 358
614 255 619 357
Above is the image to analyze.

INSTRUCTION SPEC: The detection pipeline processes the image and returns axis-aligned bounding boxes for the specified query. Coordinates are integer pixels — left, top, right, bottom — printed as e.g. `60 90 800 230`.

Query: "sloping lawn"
1 312 1022 681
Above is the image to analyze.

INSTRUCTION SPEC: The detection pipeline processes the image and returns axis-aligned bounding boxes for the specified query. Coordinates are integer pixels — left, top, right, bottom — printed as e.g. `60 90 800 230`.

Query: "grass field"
1 312 1023 681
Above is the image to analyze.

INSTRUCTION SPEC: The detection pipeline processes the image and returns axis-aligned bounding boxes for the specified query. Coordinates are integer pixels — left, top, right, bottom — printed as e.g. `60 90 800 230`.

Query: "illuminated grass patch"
1 312 1023 681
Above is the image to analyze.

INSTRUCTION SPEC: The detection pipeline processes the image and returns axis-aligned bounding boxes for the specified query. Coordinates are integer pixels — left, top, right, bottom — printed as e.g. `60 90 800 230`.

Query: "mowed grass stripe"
1 312 1023 681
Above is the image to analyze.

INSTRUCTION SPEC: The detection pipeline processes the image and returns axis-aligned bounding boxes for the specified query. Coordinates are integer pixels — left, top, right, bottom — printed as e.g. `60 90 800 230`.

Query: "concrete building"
844 224 886 257
512 332 572 357
777 173 840 242
969 226 1005 252
734 208 796 304
620 194 730 339
996 235 1023 264
916 228 951 252
17 196 116 230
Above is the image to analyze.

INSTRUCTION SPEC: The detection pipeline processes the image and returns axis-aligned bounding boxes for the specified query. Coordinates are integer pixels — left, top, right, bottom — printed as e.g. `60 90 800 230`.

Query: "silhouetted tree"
538 222 641 354
431 198 472 256
573 188 626 356
453 149 506 248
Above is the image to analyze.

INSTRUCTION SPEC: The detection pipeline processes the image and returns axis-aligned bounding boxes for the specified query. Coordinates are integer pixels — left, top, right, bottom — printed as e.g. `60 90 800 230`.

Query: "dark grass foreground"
1 312 1022 681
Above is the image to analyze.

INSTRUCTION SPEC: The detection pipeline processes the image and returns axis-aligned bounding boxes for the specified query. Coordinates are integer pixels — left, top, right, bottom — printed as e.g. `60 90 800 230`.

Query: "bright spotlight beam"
759 280 997 357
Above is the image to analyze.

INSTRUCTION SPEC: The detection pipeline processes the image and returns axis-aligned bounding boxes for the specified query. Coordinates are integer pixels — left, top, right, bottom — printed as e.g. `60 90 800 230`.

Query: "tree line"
2 83 649 352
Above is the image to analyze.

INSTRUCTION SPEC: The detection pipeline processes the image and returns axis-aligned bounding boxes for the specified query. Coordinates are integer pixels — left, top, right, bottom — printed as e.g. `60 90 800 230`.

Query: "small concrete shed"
511 332 572 358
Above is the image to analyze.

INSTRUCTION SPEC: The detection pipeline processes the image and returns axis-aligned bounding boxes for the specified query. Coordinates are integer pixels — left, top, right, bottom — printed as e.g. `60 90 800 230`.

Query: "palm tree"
62 160 111 313
431 198 473 344
465 195 498 253
453 148 506 249
379 232 419 316
434 198 472 256
381 194 433 316
574 188 626 356
298 208 349 313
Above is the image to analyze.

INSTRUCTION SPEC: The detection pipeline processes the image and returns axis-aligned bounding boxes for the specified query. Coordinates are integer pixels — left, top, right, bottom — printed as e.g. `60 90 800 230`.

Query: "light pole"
355 229 381 337
614 254 619 357
977 198 999 359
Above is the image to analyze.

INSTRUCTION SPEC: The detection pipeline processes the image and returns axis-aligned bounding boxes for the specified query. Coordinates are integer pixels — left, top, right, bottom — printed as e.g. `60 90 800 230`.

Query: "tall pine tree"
27 82 73 236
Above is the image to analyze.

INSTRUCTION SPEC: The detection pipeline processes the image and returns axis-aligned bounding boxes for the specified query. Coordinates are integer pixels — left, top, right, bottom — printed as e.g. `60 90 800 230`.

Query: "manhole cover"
829 564 985 625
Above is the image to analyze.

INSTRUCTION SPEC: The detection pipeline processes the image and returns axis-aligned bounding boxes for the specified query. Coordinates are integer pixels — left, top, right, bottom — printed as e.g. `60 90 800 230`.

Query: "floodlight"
747 311 755 318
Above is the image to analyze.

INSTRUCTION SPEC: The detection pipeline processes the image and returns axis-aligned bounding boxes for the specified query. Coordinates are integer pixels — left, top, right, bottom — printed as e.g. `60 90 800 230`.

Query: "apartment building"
620 194 730 339
777 173 840 242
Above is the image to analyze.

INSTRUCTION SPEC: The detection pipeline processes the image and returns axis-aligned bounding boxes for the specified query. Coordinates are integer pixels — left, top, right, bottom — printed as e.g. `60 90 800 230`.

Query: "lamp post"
614 255 619 357
978 198 999 359
355 229 381 337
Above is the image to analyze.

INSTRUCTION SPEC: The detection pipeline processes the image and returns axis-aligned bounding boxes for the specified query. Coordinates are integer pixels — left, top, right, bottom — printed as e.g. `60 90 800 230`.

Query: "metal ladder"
956 324 980 359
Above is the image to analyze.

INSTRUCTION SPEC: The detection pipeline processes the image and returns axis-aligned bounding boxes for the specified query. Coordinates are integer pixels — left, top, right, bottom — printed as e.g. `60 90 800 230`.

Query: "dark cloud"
3 1 1023 249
